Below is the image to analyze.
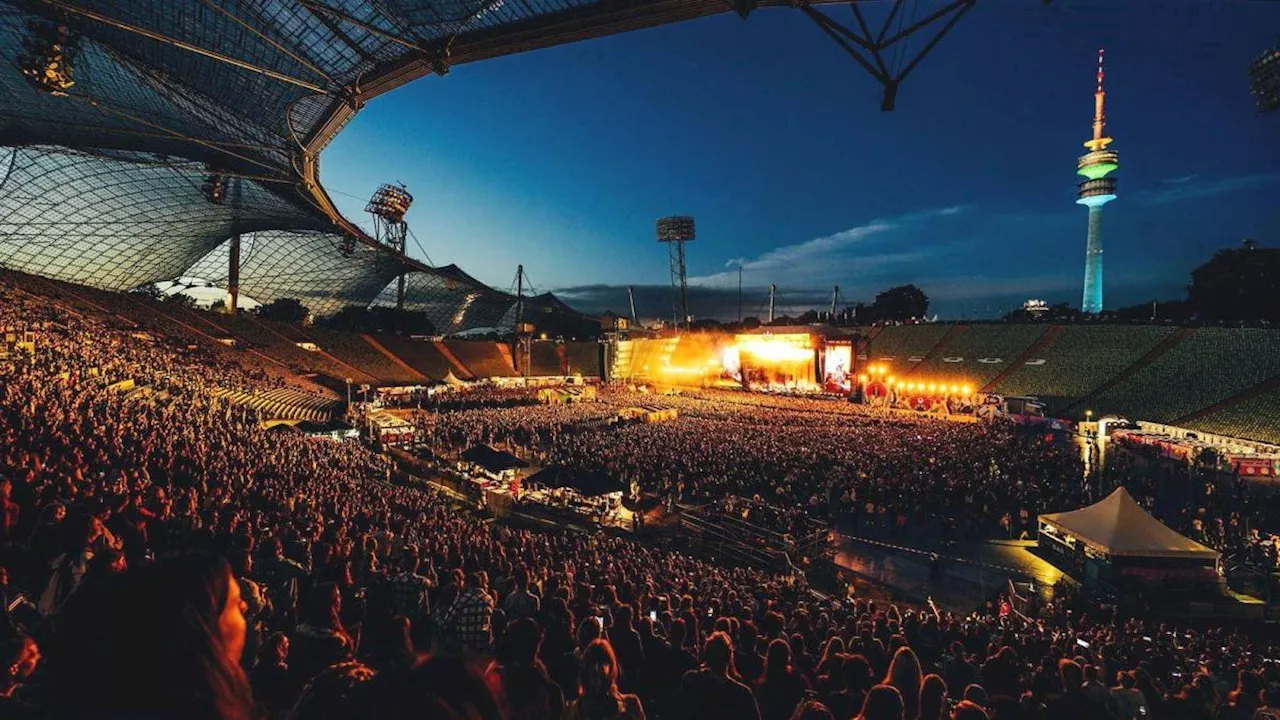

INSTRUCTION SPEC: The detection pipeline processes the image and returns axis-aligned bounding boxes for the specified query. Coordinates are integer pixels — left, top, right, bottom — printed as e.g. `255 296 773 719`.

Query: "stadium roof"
0 0 960 331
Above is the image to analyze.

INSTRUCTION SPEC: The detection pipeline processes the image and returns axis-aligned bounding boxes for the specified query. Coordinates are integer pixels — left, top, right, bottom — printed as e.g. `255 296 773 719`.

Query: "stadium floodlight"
1249 45 1280 113
365 183 414 308
202 173 227 205
18 19 79 96
656 216 696 331
365 183 414 223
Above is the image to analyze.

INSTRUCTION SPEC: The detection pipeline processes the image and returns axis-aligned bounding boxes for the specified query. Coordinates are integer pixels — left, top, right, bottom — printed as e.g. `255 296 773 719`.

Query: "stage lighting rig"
18 18 80 96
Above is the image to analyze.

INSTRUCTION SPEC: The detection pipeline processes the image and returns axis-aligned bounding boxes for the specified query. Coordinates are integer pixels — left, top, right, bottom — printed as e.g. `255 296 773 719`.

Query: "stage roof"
1039 487 1219 561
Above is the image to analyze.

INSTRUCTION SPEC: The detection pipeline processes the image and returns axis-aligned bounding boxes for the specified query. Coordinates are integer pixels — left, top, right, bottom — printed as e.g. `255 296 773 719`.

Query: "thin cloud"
689 205 969 287
1139 172 1280 205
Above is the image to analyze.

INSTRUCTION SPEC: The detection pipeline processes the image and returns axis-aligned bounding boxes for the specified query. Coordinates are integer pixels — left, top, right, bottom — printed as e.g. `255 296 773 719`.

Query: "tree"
1187 242 1280 325
258 298 310 325
209 299 227 313
131 283 163 302
162 291 196 310
871 284 929 322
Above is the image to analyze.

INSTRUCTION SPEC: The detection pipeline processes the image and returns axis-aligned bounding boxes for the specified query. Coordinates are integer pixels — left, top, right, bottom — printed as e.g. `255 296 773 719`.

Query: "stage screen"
823 344 853 393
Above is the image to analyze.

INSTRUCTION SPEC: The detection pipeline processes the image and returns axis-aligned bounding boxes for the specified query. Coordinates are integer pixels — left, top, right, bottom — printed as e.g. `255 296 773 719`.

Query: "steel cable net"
0 146 324 289
1 0 856 326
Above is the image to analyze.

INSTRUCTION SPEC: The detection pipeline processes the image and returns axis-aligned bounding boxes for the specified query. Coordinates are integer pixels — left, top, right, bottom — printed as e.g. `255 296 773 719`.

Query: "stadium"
1 2 1279 720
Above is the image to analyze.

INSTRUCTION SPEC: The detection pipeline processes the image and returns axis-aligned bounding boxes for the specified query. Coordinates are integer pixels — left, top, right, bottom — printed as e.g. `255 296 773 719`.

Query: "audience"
2 274 1280 720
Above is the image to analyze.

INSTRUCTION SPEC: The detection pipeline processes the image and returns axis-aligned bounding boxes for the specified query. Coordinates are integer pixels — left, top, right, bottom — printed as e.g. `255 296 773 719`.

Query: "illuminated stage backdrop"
735 333 818 390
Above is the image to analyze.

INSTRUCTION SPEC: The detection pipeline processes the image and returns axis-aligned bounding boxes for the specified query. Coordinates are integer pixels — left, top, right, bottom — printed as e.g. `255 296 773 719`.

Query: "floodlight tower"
1075 49 1119 315
656 216 695 330
365 183 414 309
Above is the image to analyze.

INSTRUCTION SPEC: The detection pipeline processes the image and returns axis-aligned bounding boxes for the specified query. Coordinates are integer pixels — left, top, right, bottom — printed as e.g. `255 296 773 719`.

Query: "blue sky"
320 0 1280 320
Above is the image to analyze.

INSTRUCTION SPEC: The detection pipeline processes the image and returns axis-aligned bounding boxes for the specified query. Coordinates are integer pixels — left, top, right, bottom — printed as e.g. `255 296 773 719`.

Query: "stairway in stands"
903 324 968 377
1173 372 1280 426
982 325 1063 393
1064 327 1194 416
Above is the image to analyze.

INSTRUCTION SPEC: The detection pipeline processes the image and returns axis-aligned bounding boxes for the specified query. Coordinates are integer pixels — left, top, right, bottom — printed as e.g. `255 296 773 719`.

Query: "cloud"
553 283 832 322
1139 172 1280 205
688 205 970 287
1160 174 1199 185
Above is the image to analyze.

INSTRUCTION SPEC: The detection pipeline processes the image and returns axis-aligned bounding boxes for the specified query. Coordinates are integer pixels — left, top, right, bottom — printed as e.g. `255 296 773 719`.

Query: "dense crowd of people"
417 388 1087 540
3 275 1280 720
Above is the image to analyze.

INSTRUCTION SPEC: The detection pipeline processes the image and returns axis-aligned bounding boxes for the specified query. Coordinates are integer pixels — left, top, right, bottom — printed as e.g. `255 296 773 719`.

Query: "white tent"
1039 487 1218 560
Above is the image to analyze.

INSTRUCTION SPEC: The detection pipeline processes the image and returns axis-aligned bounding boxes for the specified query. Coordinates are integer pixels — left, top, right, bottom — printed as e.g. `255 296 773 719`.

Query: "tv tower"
1075 49 1119 314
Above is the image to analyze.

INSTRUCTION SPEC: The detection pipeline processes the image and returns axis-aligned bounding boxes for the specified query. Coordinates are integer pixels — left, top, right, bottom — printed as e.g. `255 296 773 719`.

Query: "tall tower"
1076 49 1119 314
656 216 695 330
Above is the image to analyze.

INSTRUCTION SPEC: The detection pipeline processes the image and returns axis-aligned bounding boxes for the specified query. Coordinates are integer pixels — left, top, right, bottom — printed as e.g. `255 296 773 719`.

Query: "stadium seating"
864 324 951 372
1184 385 1280 445
992 325 1174 412
907 324 1048 386
1092 328 1280 422
370 335 461 379
197 313 377 386
305 328 423 385
444 340 516 378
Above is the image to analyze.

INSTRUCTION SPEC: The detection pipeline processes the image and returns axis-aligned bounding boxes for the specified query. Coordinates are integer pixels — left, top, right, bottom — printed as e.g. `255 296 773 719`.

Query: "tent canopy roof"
527 464 620 497
1040 487 1219 560
461 444 528 473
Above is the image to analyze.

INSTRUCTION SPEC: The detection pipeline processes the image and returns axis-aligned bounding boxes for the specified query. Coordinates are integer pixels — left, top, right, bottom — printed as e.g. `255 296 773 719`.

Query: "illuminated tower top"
1085 48 1112 152
1077 48 1119 197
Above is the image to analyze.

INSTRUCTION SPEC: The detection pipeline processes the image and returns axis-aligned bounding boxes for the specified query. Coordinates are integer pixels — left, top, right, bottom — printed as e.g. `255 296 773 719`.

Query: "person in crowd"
885 646 924 720
290 582 354 687
919 673 948 720
857 683 906 720
0 634 39 716
288 661 377 720
950 699 988 720
564 639 646 720
41 552 256 719
757 638 811 720
675 631 760 720
489 618 563 720
251 632 292 719
1046 658 1110 720
440 571 495 656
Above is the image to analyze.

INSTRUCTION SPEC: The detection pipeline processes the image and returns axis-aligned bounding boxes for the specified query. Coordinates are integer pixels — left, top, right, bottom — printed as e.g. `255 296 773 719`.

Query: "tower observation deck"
1076 49 1118 315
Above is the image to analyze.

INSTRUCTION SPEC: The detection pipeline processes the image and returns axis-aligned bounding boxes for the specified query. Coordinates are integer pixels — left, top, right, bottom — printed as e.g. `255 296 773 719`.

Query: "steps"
904 324 968 377
982 325 1062 393
1065 327 1194 416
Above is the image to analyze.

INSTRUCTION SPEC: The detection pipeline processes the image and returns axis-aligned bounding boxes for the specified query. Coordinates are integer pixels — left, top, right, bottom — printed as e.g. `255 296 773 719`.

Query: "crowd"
416 388 1087 540
4 276 1280 720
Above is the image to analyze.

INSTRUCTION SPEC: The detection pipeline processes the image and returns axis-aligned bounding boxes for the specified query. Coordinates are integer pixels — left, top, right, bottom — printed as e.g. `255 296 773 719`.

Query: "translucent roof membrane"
0 0 762 328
